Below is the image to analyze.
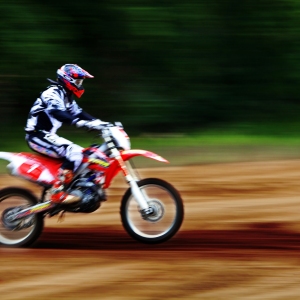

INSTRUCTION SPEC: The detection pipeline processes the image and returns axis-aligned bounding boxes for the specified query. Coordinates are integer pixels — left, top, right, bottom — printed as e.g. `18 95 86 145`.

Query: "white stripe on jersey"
25 85 83 134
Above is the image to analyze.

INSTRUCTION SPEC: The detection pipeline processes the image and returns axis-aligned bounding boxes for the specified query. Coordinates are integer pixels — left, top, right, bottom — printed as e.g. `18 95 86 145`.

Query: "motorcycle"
0 123 184 247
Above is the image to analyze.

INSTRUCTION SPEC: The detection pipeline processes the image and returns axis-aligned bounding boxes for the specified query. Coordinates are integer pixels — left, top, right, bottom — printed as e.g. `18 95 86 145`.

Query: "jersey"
25 81 95 134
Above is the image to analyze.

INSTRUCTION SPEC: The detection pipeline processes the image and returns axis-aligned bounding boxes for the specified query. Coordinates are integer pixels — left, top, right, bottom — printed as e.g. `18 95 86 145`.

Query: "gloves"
76 119 109 130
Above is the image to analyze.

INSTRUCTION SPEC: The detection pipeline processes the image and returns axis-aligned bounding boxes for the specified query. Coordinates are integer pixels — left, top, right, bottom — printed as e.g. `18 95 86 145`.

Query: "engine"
65 172 104 213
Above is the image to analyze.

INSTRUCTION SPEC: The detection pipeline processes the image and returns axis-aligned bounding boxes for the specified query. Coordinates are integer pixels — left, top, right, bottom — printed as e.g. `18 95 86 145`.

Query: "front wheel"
121 178 184 244
0 187 44 247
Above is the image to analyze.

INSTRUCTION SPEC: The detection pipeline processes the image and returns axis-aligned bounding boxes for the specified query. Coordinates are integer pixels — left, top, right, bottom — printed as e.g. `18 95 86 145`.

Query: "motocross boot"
49 169 81 204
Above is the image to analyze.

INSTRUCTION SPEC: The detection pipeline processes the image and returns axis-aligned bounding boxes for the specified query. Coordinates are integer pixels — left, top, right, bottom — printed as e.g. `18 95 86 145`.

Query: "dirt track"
1 160 300 299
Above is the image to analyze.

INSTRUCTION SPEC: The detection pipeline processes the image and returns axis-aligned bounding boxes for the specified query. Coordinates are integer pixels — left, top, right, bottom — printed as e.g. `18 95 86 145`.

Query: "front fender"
121 149 169 163
102 149 168 189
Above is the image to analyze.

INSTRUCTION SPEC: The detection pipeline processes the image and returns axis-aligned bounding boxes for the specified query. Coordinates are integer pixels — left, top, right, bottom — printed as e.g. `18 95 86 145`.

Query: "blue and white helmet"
57 64 94 98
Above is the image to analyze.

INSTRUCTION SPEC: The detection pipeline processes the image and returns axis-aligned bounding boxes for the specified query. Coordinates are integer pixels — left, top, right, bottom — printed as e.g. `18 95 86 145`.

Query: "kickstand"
58 211 66 223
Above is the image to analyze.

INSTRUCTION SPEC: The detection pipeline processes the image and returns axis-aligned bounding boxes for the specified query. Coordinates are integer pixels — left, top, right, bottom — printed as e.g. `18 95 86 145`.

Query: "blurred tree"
0 0 300 135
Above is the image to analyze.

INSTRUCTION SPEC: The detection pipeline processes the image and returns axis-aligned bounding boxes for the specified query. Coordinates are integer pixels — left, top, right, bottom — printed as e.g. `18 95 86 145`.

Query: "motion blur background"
1 0 300 159
2 3 300 299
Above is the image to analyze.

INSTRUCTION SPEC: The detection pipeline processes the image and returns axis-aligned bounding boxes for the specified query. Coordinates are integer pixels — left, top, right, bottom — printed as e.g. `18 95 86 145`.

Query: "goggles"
74 79 84 86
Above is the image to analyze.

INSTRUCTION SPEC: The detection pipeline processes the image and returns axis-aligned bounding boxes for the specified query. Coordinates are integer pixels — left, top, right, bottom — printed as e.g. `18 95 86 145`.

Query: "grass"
1 122 300 172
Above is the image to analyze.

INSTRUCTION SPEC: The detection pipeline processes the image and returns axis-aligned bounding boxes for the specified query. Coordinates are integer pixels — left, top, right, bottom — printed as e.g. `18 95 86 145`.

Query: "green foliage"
1 0 300 134
2 122 300 171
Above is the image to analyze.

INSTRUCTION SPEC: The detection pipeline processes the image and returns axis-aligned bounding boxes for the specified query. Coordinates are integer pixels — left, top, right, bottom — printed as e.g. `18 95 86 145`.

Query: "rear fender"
0 151 17 163
0 151 62 185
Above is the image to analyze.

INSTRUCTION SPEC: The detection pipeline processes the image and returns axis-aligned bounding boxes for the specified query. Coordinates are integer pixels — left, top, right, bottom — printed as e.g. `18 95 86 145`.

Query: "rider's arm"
45 89 98 125
74 110 95 122
50 109 101 127
66 99 97 124
50 109 78 125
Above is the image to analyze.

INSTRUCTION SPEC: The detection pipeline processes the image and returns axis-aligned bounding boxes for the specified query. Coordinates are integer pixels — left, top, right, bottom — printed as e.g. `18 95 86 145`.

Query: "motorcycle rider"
25 64 108 204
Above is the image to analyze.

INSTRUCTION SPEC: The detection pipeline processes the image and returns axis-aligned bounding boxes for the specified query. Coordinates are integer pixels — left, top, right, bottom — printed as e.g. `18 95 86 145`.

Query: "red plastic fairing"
18 153 63 174
102 149 169 189
121 149 169 163
17 152 63 183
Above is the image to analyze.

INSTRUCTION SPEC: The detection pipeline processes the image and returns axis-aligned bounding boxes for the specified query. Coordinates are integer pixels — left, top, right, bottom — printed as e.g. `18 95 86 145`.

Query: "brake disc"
143 199 165 222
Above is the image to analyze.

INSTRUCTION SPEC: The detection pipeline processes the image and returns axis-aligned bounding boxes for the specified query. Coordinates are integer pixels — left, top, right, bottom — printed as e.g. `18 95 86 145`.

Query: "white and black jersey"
24 80 96 170
25 80 95 134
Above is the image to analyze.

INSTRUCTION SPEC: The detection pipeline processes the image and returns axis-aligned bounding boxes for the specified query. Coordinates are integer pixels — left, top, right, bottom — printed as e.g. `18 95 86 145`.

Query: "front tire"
121 178 184 244
0 187 44 247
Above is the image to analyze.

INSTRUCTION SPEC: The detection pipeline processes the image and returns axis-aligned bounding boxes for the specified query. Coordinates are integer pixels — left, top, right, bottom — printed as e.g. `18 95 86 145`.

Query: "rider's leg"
50 144 84 204
26 131 84 204
50 167 79 204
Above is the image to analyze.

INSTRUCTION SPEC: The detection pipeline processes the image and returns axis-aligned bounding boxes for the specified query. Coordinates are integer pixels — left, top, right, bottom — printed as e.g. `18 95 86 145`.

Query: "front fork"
121 160 151 212
108 146 152 215
126 172 154 217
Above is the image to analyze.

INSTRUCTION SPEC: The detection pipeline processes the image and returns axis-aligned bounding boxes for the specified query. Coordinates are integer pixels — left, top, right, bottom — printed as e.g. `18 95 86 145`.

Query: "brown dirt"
1 160 300 299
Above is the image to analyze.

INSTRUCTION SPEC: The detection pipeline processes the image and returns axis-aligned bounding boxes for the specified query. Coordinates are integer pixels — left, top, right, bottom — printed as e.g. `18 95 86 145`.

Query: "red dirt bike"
0 123 184 247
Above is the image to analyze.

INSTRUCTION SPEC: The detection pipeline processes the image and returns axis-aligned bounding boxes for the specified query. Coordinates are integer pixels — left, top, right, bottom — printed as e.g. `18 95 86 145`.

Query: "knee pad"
65 144 84 171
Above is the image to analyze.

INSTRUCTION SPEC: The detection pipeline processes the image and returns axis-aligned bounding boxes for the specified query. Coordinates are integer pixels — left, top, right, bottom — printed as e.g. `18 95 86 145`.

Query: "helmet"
57 64 94 98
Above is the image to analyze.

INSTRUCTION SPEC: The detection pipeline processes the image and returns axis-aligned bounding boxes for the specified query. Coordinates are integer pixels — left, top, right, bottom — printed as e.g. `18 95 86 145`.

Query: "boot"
49 169 81 204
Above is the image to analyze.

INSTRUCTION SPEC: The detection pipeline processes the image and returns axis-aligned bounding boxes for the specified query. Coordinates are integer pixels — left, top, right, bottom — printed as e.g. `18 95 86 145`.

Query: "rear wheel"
121 178 184 244
0 187 44 247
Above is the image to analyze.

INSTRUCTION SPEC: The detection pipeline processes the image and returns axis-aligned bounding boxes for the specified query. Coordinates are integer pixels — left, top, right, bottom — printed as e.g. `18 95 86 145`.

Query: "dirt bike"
0 122 184 247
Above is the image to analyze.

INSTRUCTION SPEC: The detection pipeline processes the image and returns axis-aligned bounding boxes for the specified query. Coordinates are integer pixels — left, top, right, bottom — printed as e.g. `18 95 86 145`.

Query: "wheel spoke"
0 188 44 247
121 178 184 244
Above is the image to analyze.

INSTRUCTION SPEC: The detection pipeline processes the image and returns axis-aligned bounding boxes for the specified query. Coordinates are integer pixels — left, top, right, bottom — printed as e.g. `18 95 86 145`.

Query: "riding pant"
25 130 83 171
